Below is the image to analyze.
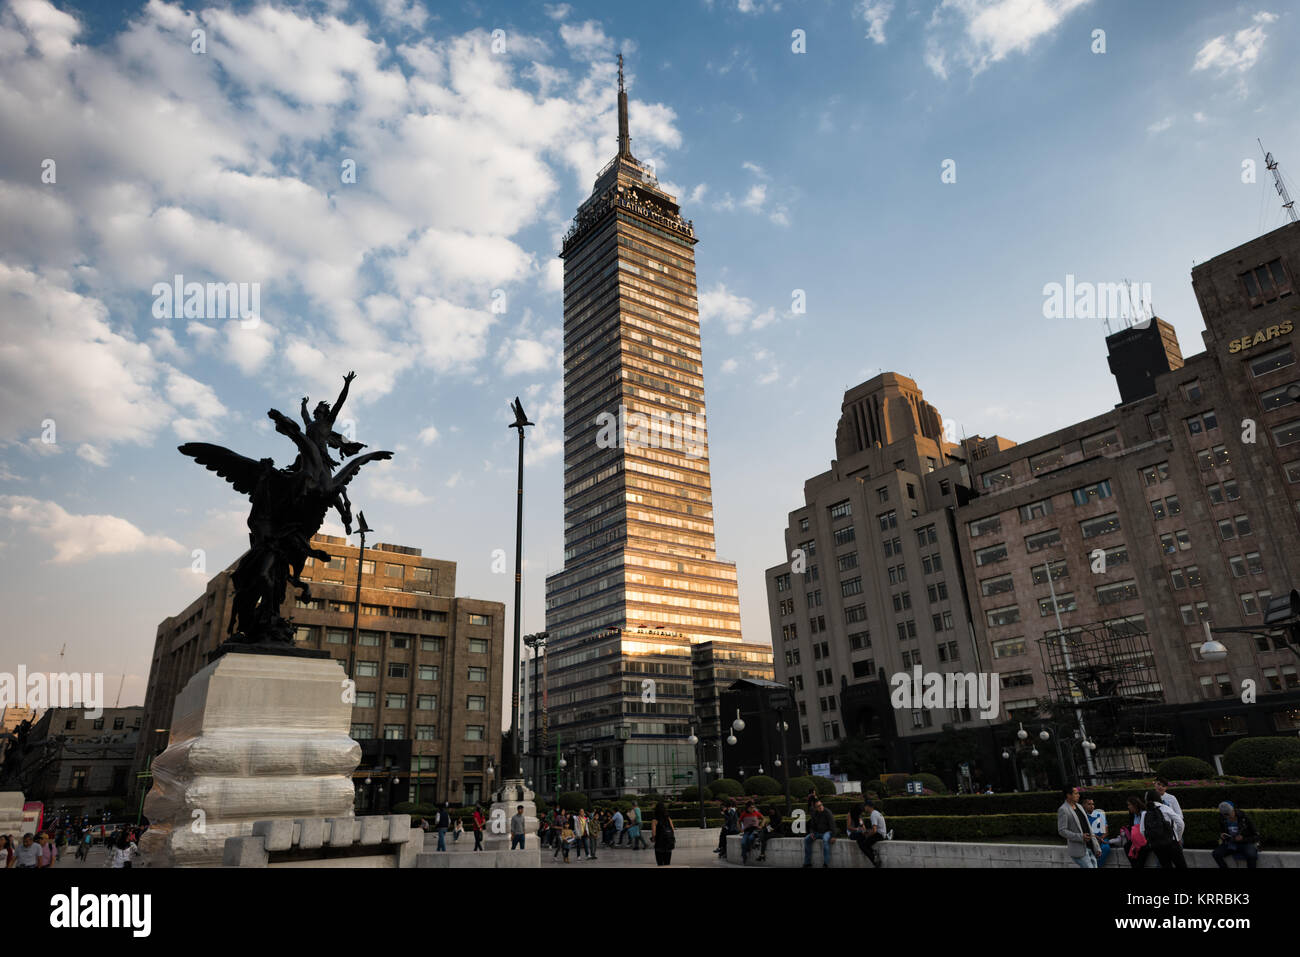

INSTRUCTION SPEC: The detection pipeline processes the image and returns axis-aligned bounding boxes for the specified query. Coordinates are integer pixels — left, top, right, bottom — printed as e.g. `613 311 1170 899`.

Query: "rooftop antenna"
1260 140 1299 224
114 673 125 709
617 53 632 158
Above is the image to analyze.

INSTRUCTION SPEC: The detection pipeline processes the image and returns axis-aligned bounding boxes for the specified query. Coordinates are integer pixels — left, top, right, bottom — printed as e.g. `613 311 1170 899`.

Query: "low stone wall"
223 814 420 868
724 835 1299 868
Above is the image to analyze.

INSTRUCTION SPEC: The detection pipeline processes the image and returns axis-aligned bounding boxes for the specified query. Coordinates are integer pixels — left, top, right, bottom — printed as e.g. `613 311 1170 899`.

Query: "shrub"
557 792 590 812
909 773 948 795
708 778 744 798
1222 737 1300 777
1277 758 1300 780
680 786 702 801
745 775 782 796
1155 756 1216 780
881 773 910 796
811 775 838 797
786 776 816 798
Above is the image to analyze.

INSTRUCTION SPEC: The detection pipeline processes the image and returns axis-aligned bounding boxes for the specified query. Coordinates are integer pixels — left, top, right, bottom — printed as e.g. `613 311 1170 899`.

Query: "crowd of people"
533 801 676 865
2 820 146 868
711 789 888 867
1059 776 1261 869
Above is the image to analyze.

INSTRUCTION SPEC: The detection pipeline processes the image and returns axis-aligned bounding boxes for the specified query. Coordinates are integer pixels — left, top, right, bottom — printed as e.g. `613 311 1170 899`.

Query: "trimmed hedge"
1278 758 1300 780
708 778 745 798
1223 737 1300 776
745 775 782 796
557 792 590 812
880 782 1300 816
1155 756 1216 780
909 773 948 795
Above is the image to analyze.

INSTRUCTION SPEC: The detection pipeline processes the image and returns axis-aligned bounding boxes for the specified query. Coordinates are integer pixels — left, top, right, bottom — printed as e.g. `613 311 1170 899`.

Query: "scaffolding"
1036 620 1172 778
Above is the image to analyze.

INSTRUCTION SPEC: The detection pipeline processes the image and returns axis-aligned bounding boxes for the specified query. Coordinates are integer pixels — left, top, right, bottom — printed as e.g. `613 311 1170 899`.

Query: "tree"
834 733 883 783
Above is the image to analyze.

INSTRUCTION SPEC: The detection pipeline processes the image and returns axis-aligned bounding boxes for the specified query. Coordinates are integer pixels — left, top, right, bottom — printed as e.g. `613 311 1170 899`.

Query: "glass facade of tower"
541 83 743 796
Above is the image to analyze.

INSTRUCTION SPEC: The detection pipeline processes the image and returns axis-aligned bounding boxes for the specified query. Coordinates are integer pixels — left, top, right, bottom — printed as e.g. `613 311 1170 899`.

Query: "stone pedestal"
0 791 26 835
483 778 536 850
139 652 360 867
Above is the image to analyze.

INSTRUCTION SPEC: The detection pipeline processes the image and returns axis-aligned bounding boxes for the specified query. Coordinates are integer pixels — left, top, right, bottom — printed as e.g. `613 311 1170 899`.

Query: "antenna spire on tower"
617 53 631 157
1260 139 1299 224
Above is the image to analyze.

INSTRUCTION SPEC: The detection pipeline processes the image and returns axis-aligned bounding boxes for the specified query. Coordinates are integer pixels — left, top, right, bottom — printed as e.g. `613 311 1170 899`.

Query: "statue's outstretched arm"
330 370 356 421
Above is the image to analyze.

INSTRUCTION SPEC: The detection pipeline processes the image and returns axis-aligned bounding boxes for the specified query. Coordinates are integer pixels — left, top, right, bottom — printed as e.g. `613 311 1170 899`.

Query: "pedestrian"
75 828 91 862
739 801 762 864
552 811 569 860
1139 791 1187 869
1083 796 1110 868
611 807 625 847
585 809 598 860
651 802 675 866
802 798 835 868
435 803 451 852
715 799 739 858
14 833 40 868
1118 790 1149 868
1056 785 1100 869
472 805 485 851
628 801 647 851
558 815 576 863
108 829 138 868
510 804 527 850
452 814 464 844
37 831 57 868
573 809 587 860
1153 778 1185 846
0 835 13 868
1212 801 1260 869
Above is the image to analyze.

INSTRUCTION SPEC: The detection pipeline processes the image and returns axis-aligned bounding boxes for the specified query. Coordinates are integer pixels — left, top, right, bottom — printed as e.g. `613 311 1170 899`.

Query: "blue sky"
1 0 1296 718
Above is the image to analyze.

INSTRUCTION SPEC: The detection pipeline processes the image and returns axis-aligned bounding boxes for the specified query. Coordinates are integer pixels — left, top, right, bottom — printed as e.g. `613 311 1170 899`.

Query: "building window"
877 487 889 503
834 526 856 547
969 516 1002 538
987 605 1021 628
467 695 487 711
360 559 375 575
468 666 488 682
1185 410 1219 436
844 604 867 625
981 573 1014 597
1019 498 1054 521
1147 412 1167 437
974 543 1008 566
1096 580 1139 605
840 577 863 598
468 613 492 627
326 629 349 645
466 726 485 741
1024 528 1062 552
992 636 1026 658
351 723 374 738
1271 418 1300 448
383 724 404 740
356 691 377 708
775 573 791 592
469 638 489 654
837 552 859 572
916 524 938 546
830 500 853 521
1030 560 1068 585
1071 480 1113 505
421 636 444 652
385 693 408 709
1240 258 1293 306
388 662 409 679
878 510 897 531
1080 430 1119 455
1080 513 1120 539
326 555 346 571
357 661 379 678
1140 462 1170 486
1038 593 1077 617
391 635 410 650
411 566 433 583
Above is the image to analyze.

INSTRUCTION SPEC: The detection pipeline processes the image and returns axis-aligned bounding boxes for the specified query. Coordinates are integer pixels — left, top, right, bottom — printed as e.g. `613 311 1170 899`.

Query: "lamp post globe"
1199 639 1229 662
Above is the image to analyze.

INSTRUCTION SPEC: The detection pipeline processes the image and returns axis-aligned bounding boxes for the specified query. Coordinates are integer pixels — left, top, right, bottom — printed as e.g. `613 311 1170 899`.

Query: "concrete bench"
417 848 541 868
723 836 1299 868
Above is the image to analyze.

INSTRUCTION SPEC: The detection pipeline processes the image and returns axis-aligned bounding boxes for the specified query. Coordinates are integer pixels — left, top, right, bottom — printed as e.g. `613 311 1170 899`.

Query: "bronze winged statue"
179 372 392 647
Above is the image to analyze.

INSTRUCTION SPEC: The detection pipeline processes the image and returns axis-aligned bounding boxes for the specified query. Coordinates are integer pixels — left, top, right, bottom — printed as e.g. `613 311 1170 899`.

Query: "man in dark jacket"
802 799 836 868
1212 801 1260 869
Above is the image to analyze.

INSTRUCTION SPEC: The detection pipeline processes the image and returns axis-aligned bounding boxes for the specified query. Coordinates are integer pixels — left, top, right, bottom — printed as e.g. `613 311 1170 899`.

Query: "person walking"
1153 778 1185 847
585 810 598 860
435 803 451 852
14 833 40 868
611 808 625 848
573 810 588 860
108 829 138 869
651 802 675 866
558 815 576 863
471 806 485 851
510 804 527 850
802 798 836 868
1057 785 1100 868
37 831 57 869
0 835 13 868
628 802 647 851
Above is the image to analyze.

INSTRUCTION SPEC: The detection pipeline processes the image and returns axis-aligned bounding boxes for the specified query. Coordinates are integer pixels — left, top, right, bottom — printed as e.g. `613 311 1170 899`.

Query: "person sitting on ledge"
1212 801 1260 869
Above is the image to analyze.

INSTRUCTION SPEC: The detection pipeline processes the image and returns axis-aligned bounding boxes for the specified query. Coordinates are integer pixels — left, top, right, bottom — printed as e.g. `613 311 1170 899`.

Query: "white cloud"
699 283 778 335
418 426 440 444
499 338 558 376
720 358 739 374
365 469 433 506
925 0 1092 78
1193 11 1276 74
1147 116 1174 134
544 3 572 19
559 20 610 60
0 494 185 563
76 444 109 467
858 1 895 44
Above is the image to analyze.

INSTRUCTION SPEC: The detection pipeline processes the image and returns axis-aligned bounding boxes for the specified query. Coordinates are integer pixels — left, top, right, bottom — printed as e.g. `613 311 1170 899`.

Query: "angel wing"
330 450 393 490
177 443 271 496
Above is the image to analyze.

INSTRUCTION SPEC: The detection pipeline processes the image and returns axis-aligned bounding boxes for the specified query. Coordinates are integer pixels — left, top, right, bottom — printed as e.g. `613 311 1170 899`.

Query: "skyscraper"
542 60 744 795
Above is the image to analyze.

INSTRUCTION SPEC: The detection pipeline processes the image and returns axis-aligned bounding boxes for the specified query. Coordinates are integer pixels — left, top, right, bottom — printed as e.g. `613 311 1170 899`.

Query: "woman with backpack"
1137 791 1187 869
651 802 675 866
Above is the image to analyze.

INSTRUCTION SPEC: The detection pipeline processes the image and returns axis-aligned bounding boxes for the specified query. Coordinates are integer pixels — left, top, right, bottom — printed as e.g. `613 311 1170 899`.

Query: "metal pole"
779 712 792 817
349 524 366 676
511 426 525 779
697 745 706 829
1043 560 1096 782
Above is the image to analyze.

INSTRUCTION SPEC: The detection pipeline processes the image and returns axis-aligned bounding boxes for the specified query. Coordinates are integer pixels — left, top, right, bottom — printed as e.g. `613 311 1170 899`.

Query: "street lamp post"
348 511 372 677
507 398 534 782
